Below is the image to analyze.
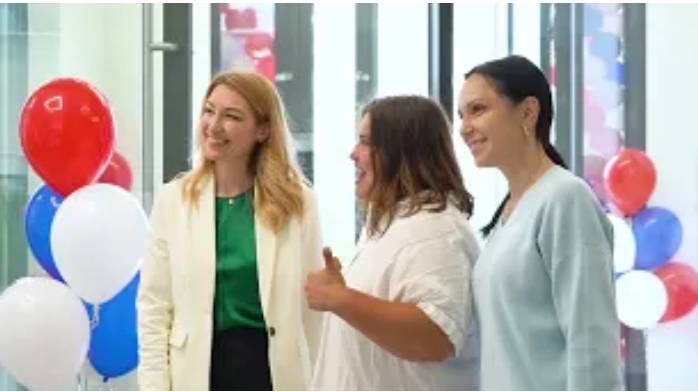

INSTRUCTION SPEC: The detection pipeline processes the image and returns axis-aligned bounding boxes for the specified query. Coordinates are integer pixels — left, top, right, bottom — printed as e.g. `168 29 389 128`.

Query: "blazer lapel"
254 184 277 317
189 175 217 315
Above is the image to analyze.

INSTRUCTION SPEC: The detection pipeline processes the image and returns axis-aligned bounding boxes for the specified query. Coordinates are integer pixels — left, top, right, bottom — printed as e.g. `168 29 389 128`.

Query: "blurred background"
1 3 697 390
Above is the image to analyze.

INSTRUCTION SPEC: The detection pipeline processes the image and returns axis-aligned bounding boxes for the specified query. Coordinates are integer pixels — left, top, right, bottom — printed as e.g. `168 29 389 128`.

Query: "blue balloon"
606 61 625 85
590 32 621 62
86 273 140 379
584 4 604 34
632 207 683 270
25 185 64 281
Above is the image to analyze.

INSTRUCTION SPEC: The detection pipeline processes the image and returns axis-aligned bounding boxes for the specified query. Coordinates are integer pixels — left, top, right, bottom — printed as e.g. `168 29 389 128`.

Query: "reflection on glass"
218 3 276 83
1 5 29 389
217 4 314 181
582 4 624 212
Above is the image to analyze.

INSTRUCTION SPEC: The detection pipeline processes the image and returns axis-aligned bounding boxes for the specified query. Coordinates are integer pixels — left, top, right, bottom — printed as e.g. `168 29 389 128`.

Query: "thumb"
323 247 341 271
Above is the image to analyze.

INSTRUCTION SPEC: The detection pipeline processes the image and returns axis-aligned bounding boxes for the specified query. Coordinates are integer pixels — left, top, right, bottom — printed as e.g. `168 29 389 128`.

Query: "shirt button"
268 326 276 337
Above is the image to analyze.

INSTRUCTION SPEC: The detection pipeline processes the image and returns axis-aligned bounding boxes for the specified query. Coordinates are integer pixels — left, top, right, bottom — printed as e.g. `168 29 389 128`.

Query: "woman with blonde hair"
137 71 323 390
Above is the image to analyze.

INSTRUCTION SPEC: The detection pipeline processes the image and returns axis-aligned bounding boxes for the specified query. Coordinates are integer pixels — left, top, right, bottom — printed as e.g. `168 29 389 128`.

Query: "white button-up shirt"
311 202 481 390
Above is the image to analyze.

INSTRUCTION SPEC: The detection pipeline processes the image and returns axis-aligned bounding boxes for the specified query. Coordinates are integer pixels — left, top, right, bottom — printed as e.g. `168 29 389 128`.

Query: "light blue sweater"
473 166 623 390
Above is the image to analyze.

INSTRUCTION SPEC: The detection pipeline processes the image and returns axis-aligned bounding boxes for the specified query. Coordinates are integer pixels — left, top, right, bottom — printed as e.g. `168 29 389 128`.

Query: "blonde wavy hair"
181 71 306 232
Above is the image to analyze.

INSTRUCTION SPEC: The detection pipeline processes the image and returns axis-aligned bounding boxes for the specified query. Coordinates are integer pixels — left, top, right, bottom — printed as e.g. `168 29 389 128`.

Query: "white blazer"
136 175 324 390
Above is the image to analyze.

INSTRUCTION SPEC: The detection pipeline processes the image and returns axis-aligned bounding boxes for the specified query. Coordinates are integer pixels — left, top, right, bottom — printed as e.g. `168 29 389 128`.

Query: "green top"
214 192 265 331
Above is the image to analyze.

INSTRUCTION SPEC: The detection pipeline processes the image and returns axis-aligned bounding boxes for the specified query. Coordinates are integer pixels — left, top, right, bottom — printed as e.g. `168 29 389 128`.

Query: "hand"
305 247 347 312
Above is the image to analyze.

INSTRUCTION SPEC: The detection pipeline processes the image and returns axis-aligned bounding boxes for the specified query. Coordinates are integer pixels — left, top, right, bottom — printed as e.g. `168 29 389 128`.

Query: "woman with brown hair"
305 95 480 390
137 71 323 390
459 55 621 390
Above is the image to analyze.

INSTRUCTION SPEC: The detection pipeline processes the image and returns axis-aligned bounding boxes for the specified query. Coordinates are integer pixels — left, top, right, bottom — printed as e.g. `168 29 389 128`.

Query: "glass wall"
3 3 698 391
0 4 30 388
0 4 148 389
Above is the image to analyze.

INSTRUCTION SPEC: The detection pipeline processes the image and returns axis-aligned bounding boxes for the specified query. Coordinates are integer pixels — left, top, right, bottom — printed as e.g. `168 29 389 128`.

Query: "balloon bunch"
0 78 147 389
578 5 698 332
602 149 698 330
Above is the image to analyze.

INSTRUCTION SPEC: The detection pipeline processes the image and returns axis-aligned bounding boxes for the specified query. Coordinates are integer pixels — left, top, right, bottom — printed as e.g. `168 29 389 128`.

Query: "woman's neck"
501 145 554 201
214 158 254 197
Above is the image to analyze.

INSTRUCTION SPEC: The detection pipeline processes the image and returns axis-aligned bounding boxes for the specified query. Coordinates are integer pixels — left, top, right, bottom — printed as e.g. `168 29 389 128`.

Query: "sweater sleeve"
536 181 624 390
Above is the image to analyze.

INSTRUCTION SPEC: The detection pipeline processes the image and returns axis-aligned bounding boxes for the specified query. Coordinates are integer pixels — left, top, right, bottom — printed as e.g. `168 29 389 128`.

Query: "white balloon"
607 214 636 273
0 277 90 390
593 80 623 110
601 12 622 35
584 54 607 85
616 270 668 329
604 104 624 130
51 183 149 304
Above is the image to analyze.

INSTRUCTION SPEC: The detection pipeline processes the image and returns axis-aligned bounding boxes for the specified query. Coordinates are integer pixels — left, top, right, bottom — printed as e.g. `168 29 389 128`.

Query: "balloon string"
91 303 101 329
76 362 88 390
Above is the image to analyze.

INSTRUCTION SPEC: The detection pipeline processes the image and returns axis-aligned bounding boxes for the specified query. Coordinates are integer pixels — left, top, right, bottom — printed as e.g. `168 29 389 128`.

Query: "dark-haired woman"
305 95 481 390
458 55 622 390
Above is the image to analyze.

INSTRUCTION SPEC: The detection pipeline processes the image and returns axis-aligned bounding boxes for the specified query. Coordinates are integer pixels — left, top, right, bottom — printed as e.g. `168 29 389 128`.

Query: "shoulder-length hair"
363 95 474 237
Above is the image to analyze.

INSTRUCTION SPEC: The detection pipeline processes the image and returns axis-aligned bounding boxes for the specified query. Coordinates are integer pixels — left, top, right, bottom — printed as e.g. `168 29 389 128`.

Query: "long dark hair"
464 55 567 237
362 95 474 237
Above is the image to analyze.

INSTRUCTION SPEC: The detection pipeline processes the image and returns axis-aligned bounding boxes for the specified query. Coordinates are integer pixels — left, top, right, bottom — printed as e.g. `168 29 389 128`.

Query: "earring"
522 125 530 137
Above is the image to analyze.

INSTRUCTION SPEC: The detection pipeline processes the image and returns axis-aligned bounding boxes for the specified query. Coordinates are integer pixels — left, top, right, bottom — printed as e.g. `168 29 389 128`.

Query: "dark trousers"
209 328 273 391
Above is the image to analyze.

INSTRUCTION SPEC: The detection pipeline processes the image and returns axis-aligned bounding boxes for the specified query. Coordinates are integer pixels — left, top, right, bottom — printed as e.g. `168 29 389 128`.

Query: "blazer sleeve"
136 186 174 390
299 187 325 367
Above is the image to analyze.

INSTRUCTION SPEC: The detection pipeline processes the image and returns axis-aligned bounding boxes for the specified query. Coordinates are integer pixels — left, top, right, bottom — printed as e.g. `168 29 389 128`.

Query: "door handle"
148 42 179 52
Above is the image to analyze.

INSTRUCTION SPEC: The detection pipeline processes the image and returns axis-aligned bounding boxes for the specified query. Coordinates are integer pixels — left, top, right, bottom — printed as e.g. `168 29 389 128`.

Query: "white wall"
312 4 431 263
376 3 429 97
452 3 510 236
191 3 211 159
57 4 144 202
646 4 698 390
511 3 541 67
313 3 357 264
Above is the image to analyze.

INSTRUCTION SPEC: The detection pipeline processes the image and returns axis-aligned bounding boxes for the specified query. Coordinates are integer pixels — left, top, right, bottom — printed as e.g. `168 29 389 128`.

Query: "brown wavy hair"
181 71 306 232
362 95 474 237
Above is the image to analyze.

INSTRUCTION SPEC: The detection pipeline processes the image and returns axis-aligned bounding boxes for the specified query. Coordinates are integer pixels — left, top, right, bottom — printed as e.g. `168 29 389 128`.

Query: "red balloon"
245 32 274 56
656 262 698 323
255 56 277 84
98 150 133 191
225 7 257 30
20 78 115 197
603 148 656 216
